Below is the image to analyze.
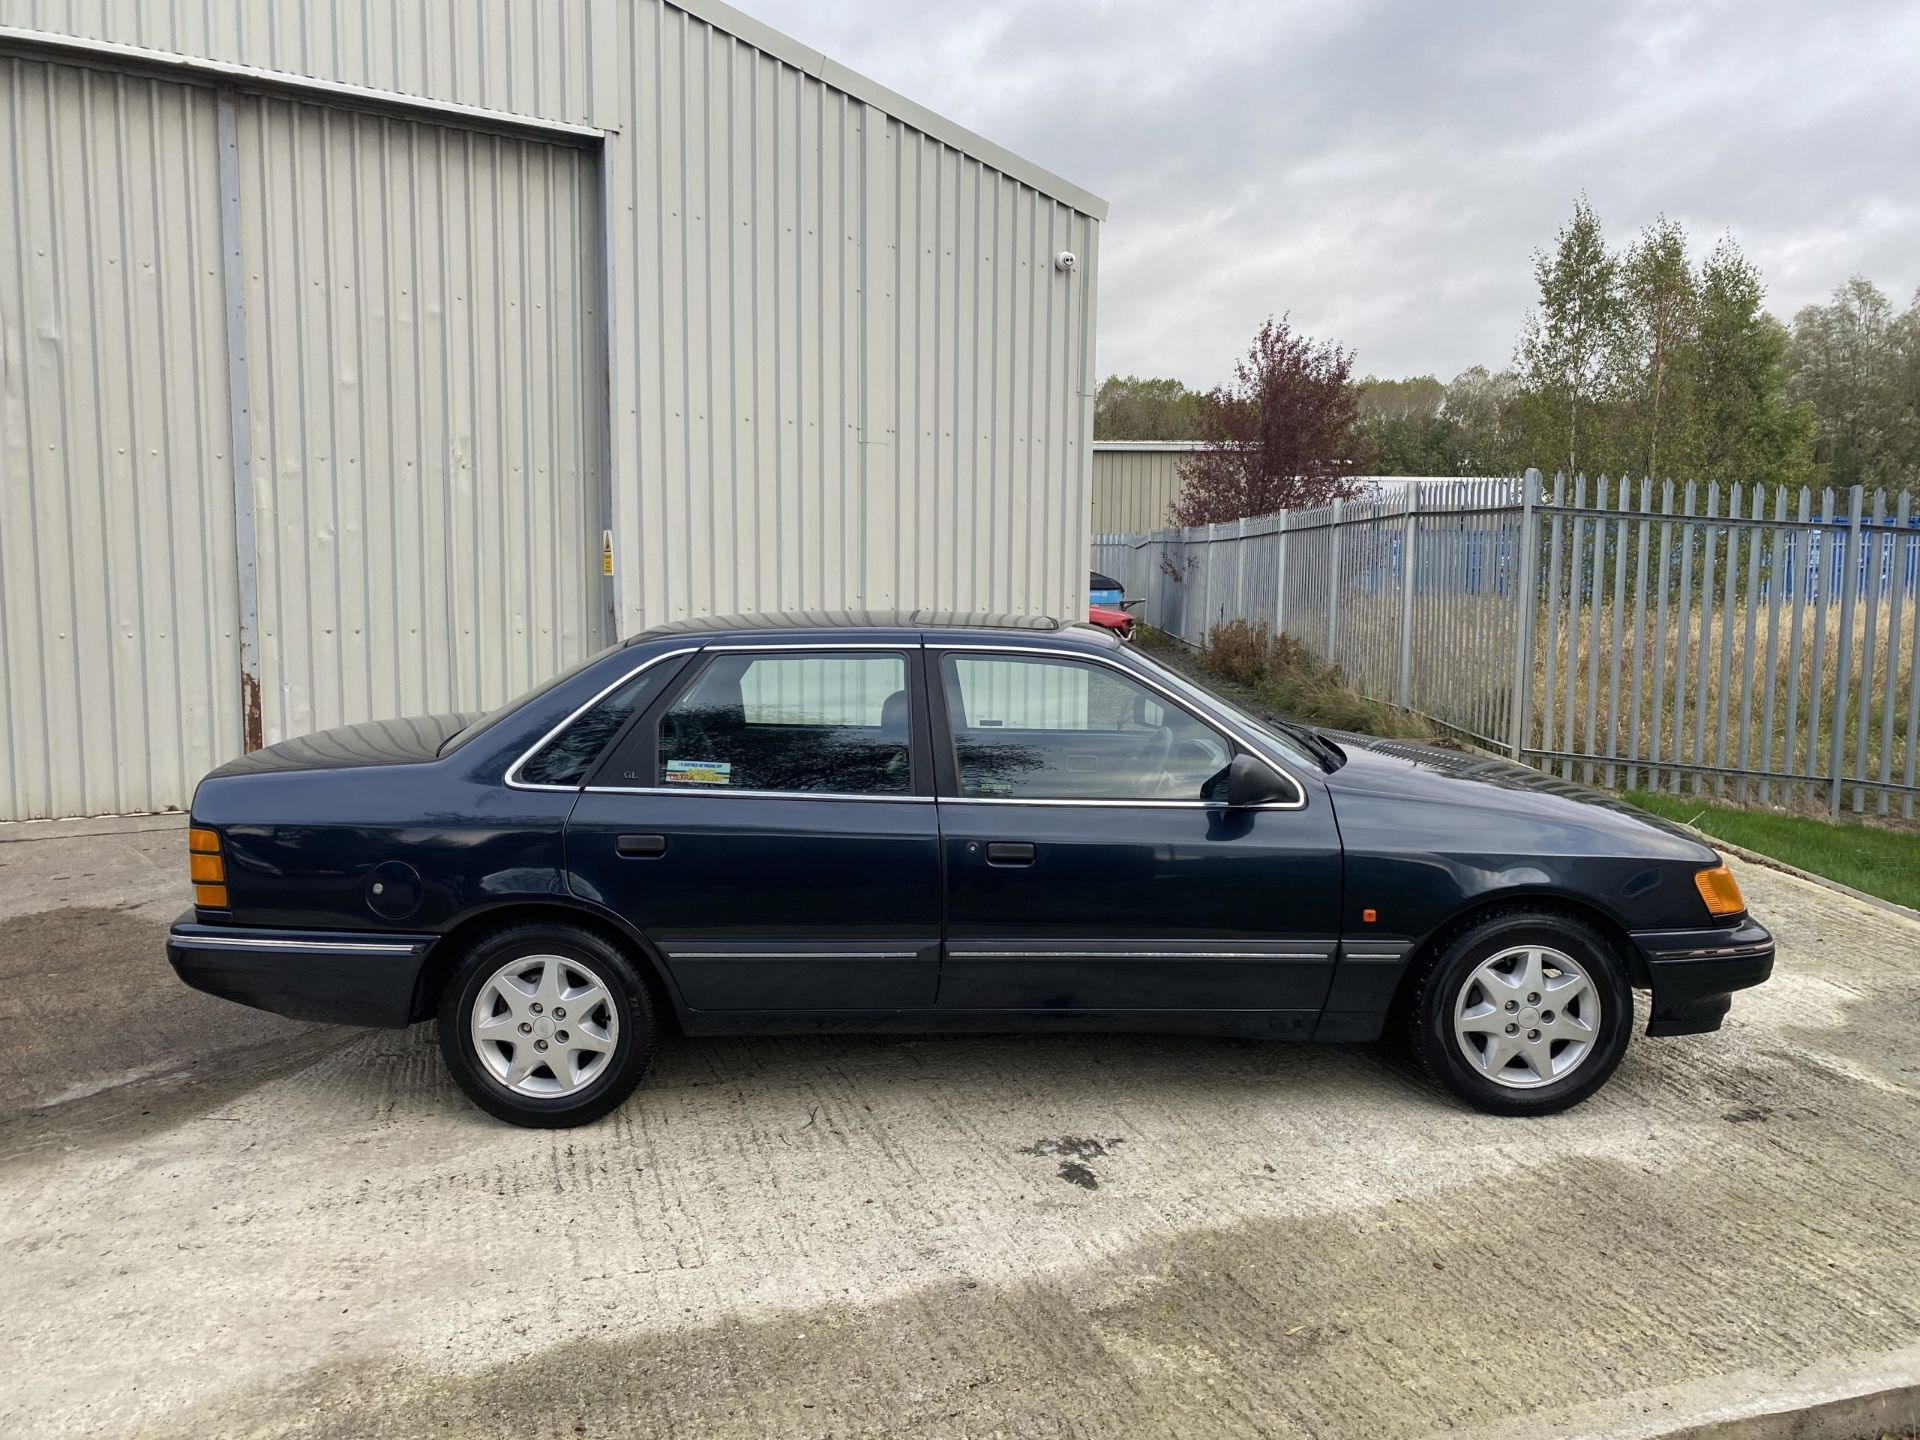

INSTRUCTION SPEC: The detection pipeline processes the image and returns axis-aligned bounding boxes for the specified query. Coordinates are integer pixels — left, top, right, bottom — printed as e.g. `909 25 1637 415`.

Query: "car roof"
624 609 1096 646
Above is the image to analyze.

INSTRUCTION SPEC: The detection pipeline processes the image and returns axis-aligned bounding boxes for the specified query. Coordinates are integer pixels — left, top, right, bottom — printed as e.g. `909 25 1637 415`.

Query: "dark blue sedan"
169 612 1773 1126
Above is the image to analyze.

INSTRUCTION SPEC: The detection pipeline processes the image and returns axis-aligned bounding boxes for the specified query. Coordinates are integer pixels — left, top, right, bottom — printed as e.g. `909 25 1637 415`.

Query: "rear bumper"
167 914 435 1027
1630 918 1775 1036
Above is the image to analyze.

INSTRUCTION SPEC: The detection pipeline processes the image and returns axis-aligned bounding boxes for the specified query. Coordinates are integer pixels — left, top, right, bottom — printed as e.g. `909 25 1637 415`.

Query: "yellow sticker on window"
664 759 732 785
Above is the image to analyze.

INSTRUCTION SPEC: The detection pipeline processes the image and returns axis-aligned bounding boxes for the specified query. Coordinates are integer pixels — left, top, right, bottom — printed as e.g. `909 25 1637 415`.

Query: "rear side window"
655 651 911 794
439 641 623 755
516 658 686 788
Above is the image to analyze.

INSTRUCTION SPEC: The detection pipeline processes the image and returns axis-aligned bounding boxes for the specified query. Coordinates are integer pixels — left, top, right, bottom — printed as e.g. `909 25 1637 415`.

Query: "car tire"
436 921 658 1128
1406 907 1632 1117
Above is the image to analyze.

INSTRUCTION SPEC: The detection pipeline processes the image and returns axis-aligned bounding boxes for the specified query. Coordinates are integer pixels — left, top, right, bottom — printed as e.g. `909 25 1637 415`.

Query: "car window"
941 653 1232 802
655 651 912 795
515 657 687 787
1124 647 1324 773
438 641 624 755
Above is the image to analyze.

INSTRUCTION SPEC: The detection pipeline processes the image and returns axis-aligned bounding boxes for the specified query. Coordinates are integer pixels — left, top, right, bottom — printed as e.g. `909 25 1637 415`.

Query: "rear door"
565 644 941 1011
930 646 1343 1021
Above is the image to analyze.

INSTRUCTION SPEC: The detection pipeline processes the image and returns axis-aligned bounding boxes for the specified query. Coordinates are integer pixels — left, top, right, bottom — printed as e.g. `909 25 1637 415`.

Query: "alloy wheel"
469 953 620 1096
1451 944 1601 1090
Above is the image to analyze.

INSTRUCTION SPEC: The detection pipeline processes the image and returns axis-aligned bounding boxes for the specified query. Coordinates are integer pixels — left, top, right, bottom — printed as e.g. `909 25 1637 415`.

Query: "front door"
566 645 941 1011
930 648 1343 1020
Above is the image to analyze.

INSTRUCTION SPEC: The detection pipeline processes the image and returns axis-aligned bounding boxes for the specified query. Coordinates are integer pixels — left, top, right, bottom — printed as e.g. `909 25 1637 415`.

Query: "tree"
1172 316 1369 525
1353 375 1457 475
1443 366 1526 475
1505 205 1812 487
1615 216 1698 480
1788 278 1919 489
1684 238 1813 487
1093 375 1206 441
1515 197 1621 475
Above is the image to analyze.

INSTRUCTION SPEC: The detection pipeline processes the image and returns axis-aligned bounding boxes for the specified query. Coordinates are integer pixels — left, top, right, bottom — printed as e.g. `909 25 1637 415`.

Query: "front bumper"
167 914 436 1027
1630 917 1775 1036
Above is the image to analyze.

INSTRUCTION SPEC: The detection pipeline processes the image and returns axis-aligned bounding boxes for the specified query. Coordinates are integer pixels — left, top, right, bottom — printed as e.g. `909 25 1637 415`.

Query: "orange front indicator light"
189 827 228 909
1694 863 1745 919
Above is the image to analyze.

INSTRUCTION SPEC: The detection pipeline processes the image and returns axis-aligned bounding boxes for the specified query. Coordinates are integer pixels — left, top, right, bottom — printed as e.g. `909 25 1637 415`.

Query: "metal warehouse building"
0 1 1105 822
1090 441 1203 532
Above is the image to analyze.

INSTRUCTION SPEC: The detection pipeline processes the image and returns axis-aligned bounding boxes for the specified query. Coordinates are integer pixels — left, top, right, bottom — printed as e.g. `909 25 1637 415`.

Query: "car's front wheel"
436 922 657 1127
1408 908 1632 1116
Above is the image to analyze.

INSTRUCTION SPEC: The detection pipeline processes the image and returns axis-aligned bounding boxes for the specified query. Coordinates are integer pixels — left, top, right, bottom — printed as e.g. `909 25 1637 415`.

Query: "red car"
1087 603 1134 640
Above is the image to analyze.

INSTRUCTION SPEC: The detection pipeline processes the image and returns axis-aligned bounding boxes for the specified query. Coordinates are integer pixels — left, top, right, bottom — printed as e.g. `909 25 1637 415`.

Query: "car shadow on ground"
313 1019 1483 1136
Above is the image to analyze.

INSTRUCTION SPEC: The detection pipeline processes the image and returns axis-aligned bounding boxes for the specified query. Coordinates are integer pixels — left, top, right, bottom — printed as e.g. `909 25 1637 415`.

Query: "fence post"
1397 486 1420 708
1828 485 1864 815
1234 516 1248 621
1198 525 1213 647
1508 470 1541 760
1274 509 1290 639
1325 498 1344 659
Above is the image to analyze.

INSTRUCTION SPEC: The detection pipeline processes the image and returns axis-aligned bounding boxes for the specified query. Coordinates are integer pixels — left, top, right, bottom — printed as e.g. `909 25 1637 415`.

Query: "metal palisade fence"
1092 470 1920 818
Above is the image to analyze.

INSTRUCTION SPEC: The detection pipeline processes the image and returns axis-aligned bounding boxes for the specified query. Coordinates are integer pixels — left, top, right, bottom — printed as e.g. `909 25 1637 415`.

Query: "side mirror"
1226 752 1295 807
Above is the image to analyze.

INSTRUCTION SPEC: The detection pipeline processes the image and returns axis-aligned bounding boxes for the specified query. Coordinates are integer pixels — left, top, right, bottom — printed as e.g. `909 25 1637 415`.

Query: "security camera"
1054 251 1077 272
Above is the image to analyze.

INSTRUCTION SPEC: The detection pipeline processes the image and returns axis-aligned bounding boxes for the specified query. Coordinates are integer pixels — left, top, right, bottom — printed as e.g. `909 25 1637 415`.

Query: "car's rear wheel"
1407 909 1632 1116
436 922 657 1127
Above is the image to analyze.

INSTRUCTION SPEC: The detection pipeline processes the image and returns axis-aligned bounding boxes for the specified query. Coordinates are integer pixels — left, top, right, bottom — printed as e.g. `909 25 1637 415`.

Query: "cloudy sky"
749 0 1920 389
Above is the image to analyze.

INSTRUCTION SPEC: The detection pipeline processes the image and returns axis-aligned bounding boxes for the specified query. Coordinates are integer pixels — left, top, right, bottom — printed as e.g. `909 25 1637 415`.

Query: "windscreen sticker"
664 759 733 786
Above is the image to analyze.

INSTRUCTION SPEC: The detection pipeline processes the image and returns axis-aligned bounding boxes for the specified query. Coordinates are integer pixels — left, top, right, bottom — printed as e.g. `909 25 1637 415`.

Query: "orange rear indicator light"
1693 863 1745 919
189 828 228 908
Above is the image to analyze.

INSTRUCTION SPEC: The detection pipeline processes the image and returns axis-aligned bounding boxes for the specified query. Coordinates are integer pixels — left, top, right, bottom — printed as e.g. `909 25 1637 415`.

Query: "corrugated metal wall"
615 5 1100 624
1090 443 1201 534
0 0 621 127
0 1 1104 819
0 56 241 820
236 94 605 742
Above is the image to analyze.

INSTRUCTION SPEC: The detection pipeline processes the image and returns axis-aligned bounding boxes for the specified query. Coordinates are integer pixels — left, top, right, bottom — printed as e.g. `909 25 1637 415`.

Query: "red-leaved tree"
1171 316 1371 525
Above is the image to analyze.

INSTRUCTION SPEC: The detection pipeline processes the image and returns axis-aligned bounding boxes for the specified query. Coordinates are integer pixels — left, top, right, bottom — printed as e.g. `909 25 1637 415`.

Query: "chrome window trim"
504 646 702 792
699 641 926 652
582 785 931 803
928 642 1308 810
940 796 1294 810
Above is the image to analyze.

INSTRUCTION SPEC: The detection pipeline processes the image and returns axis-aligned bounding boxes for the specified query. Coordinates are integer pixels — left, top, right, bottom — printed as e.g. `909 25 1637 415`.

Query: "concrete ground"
1 819 1916 1440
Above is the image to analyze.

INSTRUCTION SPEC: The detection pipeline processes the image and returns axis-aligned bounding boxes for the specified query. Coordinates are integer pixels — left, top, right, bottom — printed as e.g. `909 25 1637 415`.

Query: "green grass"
1624 790 1920 911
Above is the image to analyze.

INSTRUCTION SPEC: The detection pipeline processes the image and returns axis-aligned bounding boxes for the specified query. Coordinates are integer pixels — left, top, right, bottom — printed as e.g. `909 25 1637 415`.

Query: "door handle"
985 842 1035 866
615 833 668 858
